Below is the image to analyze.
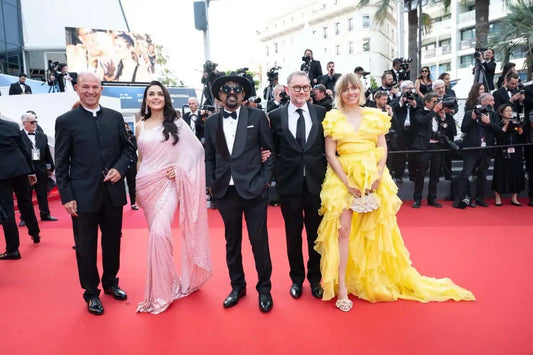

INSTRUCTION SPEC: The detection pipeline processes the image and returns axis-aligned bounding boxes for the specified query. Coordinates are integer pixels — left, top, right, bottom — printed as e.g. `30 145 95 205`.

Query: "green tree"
155 44 181 86
489 0 533 79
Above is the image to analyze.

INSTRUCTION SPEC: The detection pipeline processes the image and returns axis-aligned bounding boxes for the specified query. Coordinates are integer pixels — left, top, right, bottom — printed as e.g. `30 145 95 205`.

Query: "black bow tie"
28 133 35 135
223 111 237 119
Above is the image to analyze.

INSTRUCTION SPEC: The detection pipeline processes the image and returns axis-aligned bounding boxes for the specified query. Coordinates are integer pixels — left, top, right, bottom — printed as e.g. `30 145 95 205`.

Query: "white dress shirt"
223 106 242 185
24 129 36 147
287 102 312 141
189 110 198 134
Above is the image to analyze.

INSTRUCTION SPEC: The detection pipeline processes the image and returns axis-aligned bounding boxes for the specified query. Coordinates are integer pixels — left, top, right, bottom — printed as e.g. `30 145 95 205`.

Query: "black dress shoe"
310 283 324 299
87 297 104 315
495 202 503 207
475 199 489 207
412 200 421 208
428 200 443 208
131 204 139 210
511 200 522 207
104 285 127 300
41 215 58 222
18 220 26 227
31 235 41 244
529 199 533 207
395 177 403 184
259 293 273 313
468 200 476 208
223 288 246 308
0 250 21 260
290 283 302 299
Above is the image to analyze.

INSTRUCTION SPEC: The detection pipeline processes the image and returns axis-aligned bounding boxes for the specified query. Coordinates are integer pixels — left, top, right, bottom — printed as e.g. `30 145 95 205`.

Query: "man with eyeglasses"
19 112 57 225
205 73 275 313
268 71 327 300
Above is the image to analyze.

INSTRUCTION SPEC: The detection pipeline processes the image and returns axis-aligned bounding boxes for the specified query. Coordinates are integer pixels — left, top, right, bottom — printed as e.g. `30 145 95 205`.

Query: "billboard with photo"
65 27 158 83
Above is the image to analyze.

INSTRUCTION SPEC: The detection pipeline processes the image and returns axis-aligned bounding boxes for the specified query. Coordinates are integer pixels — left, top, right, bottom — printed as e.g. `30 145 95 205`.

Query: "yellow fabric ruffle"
315 108 475 303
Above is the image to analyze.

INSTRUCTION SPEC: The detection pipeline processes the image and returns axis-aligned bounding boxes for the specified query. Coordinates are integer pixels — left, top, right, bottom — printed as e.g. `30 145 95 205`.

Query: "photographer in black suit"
454 93 500 208
204 73 275 313
269 71 326 300
20 112 57 222
9 73 32 95
266 84 286 113
312 84 333 111
300 49 322 85
55 72 133 315
183 97 205 143
319 61 341 93
0 118 40 260
56 64 78 92
493 72 524 115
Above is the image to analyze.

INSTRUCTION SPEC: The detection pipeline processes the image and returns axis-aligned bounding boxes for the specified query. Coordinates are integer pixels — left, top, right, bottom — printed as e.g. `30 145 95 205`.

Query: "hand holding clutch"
350 192 380 213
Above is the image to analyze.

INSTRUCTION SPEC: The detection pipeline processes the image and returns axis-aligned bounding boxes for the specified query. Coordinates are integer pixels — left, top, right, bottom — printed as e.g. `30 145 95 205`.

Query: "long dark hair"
465 83 485 110
417 66 432 81
140 81 179 145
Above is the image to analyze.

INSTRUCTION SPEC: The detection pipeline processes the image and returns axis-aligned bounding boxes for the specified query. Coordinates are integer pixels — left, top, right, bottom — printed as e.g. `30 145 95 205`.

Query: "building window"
323 26 328 39
348 41 353 54
336 45 340 55
363 38 370 52
459 55 474 69
274 43 278 54
335 22 340 35
439 62 452 72
348 17 353 31
362 15 371 29
460 27 475 41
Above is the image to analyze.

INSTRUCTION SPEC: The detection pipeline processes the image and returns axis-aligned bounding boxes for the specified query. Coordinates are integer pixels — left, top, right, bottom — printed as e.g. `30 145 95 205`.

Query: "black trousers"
279 181 322 285
11 175 40 237
34 169 51 217
525 146 533 199
0 176 20 253
74 192 123 301
125 165 137 204
389 133 416 181
215 186 272 294
414 145 443 202
457 149 491 201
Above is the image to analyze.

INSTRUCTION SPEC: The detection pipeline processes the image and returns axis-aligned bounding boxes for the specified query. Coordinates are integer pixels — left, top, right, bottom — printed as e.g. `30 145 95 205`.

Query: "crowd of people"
3 46 532 318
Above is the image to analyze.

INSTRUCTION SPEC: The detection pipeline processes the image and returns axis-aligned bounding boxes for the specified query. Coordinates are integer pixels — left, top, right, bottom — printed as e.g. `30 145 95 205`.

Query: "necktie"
223 111 237 119
28 133 35 135
296 108 306 148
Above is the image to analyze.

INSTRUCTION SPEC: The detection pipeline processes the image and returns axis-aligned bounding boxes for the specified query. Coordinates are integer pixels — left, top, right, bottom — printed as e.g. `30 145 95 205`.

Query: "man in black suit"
183 97 205 143
124 122 138 210
20 112 58 222
319 61 341 93
55 72 133 315
204 73 275 313
269 71 326 300
300 49 322 85
56 64 78 92
377 71 401 103
454 93 500 208
411 93 445 208
0 119 40 260
9 73 32 95
439 72 456 97
266 84 286 113
493 72 524 114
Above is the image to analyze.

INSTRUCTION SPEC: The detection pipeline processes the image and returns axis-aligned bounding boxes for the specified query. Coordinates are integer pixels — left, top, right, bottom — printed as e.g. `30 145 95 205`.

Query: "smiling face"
287 74 311 107
340 82 361 108
75 73 102 109
219 81 245 111
145 85 166 112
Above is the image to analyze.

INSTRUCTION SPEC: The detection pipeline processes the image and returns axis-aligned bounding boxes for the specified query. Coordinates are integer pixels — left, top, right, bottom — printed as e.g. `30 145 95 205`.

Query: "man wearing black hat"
204 73 275 313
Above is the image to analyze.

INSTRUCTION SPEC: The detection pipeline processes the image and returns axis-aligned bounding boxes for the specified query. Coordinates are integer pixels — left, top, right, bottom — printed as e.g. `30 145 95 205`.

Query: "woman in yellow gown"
315 73 475 312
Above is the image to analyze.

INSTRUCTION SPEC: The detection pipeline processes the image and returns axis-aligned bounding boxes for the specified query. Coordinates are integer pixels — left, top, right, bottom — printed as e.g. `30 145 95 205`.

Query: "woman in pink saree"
135 81 212 314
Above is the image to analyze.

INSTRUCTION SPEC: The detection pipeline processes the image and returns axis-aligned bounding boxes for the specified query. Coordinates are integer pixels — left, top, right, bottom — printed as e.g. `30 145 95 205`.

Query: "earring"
144 105 149 115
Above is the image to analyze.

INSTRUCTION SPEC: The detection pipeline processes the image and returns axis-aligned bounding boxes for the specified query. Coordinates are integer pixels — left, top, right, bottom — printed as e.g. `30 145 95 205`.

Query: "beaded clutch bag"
350 192 380 213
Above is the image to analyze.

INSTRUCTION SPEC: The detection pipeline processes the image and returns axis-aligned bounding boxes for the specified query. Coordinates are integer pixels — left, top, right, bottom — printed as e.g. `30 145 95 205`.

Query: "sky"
121 0 309 89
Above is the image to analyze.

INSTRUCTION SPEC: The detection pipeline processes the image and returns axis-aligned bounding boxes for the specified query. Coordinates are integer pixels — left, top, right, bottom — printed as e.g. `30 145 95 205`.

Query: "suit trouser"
0 176 21 252
34 169 51 218
457 150 491 201
125 165 137 204
525 146 533 199
74 192 123 301
11 174 40 237
215 186 272 294
279 181 322 285
414 145 443 202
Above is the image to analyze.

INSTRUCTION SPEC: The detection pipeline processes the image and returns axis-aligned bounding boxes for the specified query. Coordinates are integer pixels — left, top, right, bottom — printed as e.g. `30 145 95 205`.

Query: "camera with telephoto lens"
278 91 290 105
362 71 371 77
248 96 261 104
473 104 489 119
403 88 417 101
397 57 412 81
203 60 218 74
508 117 525 131
432 131 460 151
437 97 457 110
267 65 281 83
517 83 526 95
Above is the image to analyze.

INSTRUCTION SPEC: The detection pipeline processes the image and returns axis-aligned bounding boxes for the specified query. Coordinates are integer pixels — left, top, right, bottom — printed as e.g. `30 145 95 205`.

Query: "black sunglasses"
221 85 243 94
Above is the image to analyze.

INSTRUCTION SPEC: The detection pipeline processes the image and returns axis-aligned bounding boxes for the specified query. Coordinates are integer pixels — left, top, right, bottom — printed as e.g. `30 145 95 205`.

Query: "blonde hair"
334 73 366 110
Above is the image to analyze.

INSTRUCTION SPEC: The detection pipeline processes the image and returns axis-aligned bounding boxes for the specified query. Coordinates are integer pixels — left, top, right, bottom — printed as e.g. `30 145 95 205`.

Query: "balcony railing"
458 10 475 23
460 38 476 50
423 48 436 59
440 45 452 55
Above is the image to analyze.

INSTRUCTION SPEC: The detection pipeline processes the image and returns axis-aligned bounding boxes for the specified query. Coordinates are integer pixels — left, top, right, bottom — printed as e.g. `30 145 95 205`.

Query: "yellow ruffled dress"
315 108 475 303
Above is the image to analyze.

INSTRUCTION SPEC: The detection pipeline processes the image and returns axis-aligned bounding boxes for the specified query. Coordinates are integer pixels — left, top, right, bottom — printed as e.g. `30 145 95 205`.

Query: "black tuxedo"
57 72 78 92
390 98 420 180
183 111 204 142
269 103 326 285
301 60 322 84
21 130 55 218
266 99 281 113
9 81 32 95
483 60 496 91
493 86 523 114
204 105 274 293
0 119 40 253
319 73 341 92
55 105 133 301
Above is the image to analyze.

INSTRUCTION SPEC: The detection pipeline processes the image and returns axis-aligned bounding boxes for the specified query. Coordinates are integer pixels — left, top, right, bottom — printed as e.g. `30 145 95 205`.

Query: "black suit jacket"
54 106 133 213
266 100 281 113
9 82 32 95
482 60 496 91
183 112 205 141
493 86 523 114
301 60 323 84
391 98 420 144
461 110 500 147
269 103 327 195
0 119 33 180
205 106 274 200
412 108 439 150
21 130 54 175
319 73 341 92
57 72 78 92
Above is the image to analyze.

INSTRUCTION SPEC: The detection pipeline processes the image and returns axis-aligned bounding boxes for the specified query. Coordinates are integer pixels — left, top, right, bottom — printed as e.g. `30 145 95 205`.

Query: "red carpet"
1 199 533 355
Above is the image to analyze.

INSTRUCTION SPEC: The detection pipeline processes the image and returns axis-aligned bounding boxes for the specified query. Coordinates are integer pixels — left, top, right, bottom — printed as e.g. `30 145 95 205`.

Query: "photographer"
319 61 341 94
183 97 205 143
266 84 288 113
473 48 496 91
523 83 533 206
493 72 525 115
56 64 78 93
439 72 456 97
391 58 401 84
391 57 412 83
311 84 333 111
411 93 454 208
201 60 223 105
454 93 500 208
246 96 262 110
300 49 322 85
377 71 400 103
263 66 280 101
390 80 420 183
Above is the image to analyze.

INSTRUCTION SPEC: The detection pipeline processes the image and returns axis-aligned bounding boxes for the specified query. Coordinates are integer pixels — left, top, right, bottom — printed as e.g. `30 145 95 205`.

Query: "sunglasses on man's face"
221 85 243 94
27 121 37 125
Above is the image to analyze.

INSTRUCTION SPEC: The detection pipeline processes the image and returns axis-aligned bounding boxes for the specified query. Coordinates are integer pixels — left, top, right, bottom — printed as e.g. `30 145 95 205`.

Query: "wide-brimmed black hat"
211 73 252 101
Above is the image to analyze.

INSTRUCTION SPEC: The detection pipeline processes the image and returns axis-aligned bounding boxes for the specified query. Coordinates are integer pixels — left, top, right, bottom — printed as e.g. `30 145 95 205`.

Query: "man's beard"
224 94 239 109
